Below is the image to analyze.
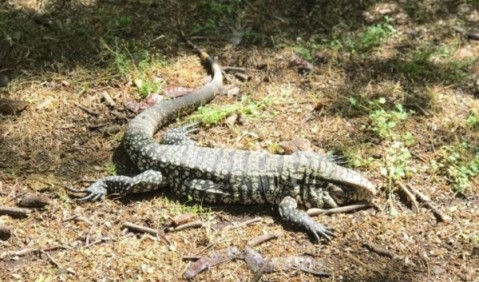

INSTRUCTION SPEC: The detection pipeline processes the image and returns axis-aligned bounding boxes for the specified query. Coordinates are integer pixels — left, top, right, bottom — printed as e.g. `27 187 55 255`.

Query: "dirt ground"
1 0 479 281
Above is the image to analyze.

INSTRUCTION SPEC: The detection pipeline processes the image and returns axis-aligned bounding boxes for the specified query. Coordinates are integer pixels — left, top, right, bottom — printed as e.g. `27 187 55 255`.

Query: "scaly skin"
69 51 377 242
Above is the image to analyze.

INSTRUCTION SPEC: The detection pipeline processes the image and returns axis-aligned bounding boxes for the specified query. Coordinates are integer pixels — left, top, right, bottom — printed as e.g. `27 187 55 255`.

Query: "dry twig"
166 220 203 232
363 242 397 258
123 222 158 236
397 182 419 212
230 217 262 230
62 215 93 226
75 102 99 116
248 233 279 247
307 203 370 216
405 183 451 223
0 206 30 218
223 66 247 73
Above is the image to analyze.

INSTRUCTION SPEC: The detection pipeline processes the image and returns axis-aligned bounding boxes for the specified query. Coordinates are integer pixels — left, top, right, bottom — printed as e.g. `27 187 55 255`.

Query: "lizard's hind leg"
160 123 199 145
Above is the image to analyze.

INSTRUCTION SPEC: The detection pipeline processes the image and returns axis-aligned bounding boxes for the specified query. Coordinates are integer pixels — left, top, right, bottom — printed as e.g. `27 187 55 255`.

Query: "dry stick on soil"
363 242 397 259
62 215 93 226
0 206 30 218
291 266 331 278
43 250 61 269
223 66 247 73
170 213 196 226
122 222 172 244
101 92 116 107
234 73 249 82
123 222 157 236
75 102 99 116
230 217 262 230
84 237 110 248
166 220 203 232
307 203 370 216
1 248 35 259
397 182 419 212
247 233 279 247
403 182 451 223
251 260 271 282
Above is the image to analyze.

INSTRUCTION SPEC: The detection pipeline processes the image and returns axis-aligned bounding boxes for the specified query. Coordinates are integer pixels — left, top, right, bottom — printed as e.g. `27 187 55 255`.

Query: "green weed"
400 45 477 84
381 141 413 217
105 163 117 176
381 142 413 182
435 143 479 195
190 96 271 125
348 154 375 168
368 98 410 139
466 112 479 129
345 17 395 53
103 40 166 98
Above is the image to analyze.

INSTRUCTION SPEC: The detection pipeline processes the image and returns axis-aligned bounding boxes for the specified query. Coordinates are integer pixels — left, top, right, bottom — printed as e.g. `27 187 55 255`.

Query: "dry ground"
1 0 479 281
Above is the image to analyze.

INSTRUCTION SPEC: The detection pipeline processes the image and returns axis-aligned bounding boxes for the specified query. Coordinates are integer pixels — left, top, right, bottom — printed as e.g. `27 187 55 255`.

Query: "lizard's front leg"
279 196 335 242
67 170 164 202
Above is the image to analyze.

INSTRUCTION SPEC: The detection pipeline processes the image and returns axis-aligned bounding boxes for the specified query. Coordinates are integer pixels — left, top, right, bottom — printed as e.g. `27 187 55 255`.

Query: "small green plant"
134 78 161 98
368 98 410 139
436 143 479 195
105 163 117 176
190 96 271 125
294 46 314 61
381 141 413 217
400 44 477 84
381 142 413 182
466 112 479 129
346 17 395 53
349 154 375 168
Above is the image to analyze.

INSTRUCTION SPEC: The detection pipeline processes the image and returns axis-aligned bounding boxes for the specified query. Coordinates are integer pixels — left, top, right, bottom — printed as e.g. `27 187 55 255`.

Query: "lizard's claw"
303 220 335 242
66 183 107 202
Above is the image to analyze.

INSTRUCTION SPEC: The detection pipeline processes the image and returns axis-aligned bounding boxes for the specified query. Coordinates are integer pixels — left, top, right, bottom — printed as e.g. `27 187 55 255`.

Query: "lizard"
68 45 377 242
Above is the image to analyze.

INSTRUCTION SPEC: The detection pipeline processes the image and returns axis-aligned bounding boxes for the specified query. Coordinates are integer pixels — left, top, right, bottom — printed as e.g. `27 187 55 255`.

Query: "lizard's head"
292 152 377 208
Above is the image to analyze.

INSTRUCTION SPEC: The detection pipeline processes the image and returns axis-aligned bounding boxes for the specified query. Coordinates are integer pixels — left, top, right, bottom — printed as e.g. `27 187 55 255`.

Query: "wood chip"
17 193 50 209
101 91 116 107
100 124 122 136
0 226 12 240
0 98 28 115
75 102 99 116
234 73 250 82
170 213 196 226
